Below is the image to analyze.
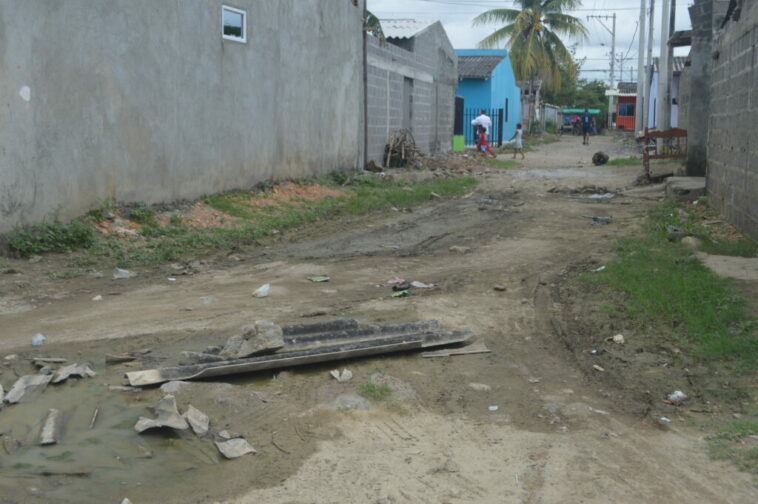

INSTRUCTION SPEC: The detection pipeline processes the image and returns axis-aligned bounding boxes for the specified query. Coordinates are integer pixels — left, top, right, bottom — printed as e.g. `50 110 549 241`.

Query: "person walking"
508 123 525 160
476 125 496 158
581 109 592 145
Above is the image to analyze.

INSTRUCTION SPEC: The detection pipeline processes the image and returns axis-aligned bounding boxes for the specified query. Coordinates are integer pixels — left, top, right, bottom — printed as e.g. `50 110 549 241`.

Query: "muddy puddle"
0 333 327 504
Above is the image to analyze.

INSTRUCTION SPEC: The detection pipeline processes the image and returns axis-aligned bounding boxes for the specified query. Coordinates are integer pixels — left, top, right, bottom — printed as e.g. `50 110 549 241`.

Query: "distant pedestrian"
581 109 592 145
509 123 525 160
471 109 493 138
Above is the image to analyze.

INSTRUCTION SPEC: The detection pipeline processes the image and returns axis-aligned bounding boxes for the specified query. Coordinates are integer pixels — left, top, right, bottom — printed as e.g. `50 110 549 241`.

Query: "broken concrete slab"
39 408 61 445
665 176 706 201
183 404 210 436
220 320 285 359
4 374 53 403
105 354 137 365
215 438 256 459
134 395 189 433
31 357 67 365
52 363 96 384
128 320 470 386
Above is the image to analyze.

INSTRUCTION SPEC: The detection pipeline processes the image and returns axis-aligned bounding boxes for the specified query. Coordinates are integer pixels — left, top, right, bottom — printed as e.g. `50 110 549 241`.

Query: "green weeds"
9 219 97 257
485 159 519 169
605 157 642 166
358 382 394 401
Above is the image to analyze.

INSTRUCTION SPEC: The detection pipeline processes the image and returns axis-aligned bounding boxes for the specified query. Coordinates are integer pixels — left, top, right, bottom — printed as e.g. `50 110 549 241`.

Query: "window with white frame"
222 5 246 43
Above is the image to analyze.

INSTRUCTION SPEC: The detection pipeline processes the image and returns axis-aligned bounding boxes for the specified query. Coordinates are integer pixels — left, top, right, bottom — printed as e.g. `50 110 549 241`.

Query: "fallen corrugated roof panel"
458 55 506 79
126 320 473 387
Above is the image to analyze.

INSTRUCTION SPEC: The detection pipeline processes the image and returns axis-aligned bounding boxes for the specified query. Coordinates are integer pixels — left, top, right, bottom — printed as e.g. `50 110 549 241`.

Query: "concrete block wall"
706 0 758 239
365 23 457 165
0 0 364 232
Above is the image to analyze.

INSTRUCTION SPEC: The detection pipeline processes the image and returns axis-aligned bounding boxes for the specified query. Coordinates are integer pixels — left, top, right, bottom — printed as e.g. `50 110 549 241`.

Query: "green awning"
562 108 601 115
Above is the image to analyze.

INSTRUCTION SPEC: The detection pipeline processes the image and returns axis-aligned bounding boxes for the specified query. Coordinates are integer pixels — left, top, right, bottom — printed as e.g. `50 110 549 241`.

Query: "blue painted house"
456 49 521 144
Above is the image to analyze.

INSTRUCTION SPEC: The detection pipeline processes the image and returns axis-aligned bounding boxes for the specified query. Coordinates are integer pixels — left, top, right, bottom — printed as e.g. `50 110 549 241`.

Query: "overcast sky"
367 0 693 85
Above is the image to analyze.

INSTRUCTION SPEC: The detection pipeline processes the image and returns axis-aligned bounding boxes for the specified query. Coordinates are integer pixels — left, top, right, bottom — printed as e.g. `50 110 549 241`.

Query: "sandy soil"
0 134 755 504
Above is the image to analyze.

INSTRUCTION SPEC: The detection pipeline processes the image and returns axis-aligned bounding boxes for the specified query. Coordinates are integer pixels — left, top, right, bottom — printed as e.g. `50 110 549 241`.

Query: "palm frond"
472 9 521 27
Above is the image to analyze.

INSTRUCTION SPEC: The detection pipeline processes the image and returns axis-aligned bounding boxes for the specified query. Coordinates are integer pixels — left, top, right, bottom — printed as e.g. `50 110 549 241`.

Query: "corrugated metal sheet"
618 82 637 94
380 19 437 39
458 55 505 79
652 56 688 74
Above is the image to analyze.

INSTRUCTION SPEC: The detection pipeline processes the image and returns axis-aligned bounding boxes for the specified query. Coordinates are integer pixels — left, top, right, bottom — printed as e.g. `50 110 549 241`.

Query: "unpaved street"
1 136 755 503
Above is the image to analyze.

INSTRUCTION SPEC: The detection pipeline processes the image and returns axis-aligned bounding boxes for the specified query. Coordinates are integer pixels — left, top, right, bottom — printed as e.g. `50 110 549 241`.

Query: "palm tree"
474 1 587 127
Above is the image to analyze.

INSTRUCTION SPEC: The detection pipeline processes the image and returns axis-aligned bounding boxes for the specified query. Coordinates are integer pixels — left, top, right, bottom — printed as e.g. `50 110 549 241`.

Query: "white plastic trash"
253 283 270 298
113 268 135 280
31 333 46 347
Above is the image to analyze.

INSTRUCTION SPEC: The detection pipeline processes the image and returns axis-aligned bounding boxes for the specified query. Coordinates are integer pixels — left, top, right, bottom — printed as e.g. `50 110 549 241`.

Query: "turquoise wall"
455 49 521 138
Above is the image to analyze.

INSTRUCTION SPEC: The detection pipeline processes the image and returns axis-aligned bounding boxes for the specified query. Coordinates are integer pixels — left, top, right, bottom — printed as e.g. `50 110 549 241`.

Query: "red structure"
606 82 638 132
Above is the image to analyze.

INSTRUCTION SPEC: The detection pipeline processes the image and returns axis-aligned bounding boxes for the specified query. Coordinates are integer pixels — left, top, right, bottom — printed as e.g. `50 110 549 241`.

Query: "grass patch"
358 382 394 401
707 409 758 473
9 219 97 257
585 202 757 367
83 175 478 267
128 204 158 226
605 157 642 166
485 159 519 169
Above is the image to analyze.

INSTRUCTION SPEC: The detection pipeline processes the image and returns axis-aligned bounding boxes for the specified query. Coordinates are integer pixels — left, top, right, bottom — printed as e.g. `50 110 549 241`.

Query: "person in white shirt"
471 110 492 136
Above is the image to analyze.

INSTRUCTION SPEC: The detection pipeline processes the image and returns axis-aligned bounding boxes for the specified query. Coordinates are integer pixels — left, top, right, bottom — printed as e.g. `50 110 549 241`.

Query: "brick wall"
365 23 457 165
707 0 758 239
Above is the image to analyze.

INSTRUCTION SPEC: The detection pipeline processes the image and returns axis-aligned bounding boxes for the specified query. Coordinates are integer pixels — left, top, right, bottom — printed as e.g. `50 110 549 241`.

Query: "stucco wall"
365 23 457 165
0 0 364 232
707 0 758 239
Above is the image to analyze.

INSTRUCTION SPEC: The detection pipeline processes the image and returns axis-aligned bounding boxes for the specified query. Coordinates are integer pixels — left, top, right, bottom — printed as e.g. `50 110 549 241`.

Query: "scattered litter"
468 383 491 391
183 405 210 436
666 390 688 405
32 357 66 365
31 333 46 347
493 285 507 291
330 369 353 383
660 416 673 423
587 193 615 200
122 499 133 504
253 283 270 298
215 438 257 459
307 276 330 283
89 407 99 429
109 385 141 392
410 281 435 289
386 277 405 285
52 363 96 384
528 377 541 384
584 215 612 225
167 277 177 282
612 334 625 344
488 405 499 412
589 407 610 415
105 354 137 365
592 152 609 166
92 295 103 301
4 354 17 361
134 395 189 433
5 375 53 404
590 349 602 355
449 245 472 254
593 266 606 272
392 281 412 291
592 364 605 372
421 341 490 358
113 268 135 280
430 191 442 199
391 290 409 297
160 381 192 394
39 409 61 445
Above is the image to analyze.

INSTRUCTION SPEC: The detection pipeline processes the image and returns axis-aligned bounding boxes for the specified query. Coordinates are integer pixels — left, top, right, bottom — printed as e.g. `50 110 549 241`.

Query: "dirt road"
1 135 754 503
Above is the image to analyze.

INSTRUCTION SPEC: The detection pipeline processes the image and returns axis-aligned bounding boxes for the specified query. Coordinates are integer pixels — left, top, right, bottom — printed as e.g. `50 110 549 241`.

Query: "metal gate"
462 108 504 147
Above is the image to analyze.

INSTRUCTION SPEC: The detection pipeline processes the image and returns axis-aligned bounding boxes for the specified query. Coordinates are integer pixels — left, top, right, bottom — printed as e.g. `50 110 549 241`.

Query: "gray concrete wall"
365 23 457 165
707 0 758 239
0 0 365 232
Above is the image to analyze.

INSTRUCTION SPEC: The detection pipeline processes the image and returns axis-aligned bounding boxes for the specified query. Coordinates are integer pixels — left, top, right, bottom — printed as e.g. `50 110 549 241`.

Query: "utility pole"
657 0 671 131
643 0 655 130
588 13 616 129
635 0 647 135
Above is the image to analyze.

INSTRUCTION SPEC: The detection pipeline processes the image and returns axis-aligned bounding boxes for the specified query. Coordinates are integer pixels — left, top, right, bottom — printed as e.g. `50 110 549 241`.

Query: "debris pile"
384 129 421 168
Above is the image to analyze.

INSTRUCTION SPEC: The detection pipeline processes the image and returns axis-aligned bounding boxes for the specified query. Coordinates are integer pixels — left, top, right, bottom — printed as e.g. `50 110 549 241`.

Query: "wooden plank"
421 341 491 358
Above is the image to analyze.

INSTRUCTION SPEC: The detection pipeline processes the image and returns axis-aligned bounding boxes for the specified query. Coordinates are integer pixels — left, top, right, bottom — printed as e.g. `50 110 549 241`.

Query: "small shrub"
329 169 350 186
129 204 157 225
10 219 97 257
358 382 394 401
87 199 116 222
169 213 184 227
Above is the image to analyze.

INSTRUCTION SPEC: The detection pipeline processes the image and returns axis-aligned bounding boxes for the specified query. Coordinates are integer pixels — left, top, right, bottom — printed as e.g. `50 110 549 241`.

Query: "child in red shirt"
476 125 496 158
